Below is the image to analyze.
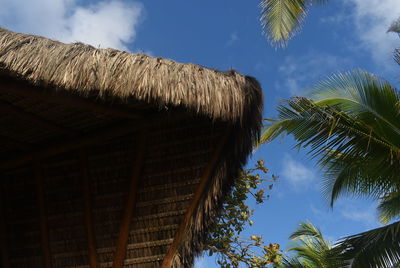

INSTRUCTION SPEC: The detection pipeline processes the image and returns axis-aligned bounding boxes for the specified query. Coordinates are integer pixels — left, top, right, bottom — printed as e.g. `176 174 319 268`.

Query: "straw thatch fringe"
0 28 261 123
174 84 263 267
0 28 263 267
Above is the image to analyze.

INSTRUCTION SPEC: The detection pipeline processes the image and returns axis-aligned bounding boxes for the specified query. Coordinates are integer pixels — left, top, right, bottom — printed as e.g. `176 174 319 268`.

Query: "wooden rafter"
0 186 10 268
0 100 75 136
160 127 232 268
0 113 174 171
112 132 147 268
35 163 52 268
0 77 143 119
79 150 99 268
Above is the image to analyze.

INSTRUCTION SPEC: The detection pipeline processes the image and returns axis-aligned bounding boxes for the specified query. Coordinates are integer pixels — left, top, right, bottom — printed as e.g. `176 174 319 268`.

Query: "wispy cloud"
320 12 348 25
226 31 238 46
343 0 400 67
338 202 378 229
276 52 352 95
0 0 143 50
281 154 316 190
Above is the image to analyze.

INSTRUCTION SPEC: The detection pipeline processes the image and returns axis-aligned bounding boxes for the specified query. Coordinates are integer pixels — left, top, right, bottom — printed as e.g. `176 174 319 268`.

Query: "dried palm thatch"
0 27 263 268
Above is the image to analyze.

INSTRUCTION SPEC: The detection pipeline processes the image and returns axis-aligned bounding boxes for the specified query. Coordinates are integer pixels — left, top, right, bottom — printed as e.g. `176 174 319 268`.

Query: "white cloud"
0 0 143 50
276 52 352 95
343 0 400 66
281 154 316 190
338 201 379 229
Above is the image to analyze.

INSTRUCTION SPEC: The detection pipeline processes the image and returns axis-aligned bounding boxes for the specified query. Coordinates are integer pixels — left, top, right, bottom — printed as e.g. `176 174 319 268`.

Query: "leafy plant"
206 160 282 267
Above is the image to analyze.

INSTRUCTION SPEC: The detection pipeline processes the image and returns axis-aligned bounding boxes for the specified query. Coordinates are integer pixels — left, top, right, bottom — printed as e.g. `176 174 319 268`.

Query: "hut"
0 28 263 268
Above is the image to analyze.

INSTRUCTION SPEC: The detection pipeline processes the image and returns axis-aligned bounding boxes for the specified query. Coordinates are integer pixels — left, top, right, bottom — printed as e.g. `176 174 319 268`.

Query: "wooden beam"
79 150 99 268
0 100 75 136
160 127 231 268
0 77 143 119
0 114 172 171
35 163 52 268
112 132 147 268
0 186 10 268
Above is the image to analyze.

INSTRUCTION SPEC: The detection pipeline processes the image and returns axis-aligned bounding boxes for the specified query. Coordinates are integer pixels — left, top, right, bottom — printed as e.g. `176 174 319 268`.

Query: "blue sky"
1 0 399 266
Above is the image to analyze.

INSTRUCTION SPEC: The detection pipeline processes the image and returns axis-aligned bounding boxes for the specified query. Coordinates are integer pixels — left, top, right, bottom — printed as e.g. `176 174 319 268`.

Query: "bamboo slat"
161 127 231 268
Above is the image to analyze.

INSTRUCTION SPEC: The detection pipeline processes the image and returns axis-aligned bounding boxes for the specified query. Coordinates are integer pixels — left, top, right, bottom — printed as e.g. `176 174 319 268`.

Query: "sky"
1 0 399 266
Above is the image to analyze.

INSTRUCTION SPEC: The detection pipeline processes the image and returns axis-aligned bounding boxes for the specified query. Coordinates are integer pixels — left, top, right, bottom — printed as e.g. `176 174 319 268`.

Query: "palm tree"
260 0 328 47
278 222 348 268
261 70 400 267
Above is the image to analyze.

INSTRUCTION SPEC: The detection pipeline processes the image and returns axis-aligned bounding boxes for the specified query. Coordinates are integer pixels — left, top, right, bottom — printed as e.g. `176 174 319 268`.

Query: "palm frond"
378 191 400 224
260 0 306 47
323 152 400 205
336 221 400 268
284 222 348 268
260 0 328 47
311 71 400 148
388 17 400 34
394 48 400 66
289 221 324 240
279 256 313 268
262 71 400 206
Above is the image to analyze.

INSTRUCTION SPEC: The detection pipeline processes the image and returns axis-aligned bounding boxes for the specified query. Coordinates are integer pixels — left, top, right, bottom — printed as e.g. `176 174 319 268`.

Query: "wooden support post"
0 186 10 268
112 132 147 268
161 127 231 268
79 150 99 268
0 100 76 136
35 163 52 268
0 78 143 119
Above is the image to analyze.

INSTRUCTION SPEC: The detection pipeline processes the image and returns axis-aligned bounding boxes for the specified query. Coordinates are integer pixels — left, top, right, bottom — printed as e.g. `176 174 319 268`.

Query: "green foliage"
260 0 328 47
261 70 400 266
206 160 282 267
261 70 400 218
336 221 400 268
278 222 349 268
258 9 400 268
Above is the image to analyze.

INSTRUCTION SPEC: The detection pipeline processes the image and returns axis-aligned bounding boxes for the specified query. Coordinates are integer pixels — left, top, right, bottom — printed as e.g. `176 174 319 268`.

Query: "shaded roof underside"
0 77 227 267
0 28 263 268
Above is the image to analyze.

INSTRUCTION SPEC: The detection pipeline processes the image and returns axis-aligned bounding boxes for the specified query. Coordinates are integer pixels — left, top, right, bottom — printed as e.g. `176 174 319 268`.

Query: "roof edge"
0 27 263 124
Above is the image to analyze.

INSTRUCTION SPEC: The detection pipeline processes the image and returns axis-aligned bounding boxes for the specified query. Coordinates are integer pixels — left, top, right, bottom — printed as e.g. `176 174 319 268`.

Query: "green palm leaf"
263 70 400 267
281 222 348 268
260 0 328 47
378 192 400 224
261 71 400 207
336 221 400 268
311 71 400 146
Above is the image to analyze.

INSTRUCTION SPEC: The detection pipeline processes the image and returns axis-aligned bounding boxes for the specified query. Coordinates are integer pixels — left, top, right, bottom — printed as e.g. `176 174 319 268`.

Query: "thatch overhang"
0 28 263 268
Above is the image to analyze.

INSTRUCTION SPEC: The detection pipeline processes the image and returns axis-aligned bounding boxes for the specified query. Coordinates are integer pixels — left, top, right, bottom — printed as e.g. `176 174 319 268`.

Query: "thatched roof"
0 27 261 122
0 27 263 268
